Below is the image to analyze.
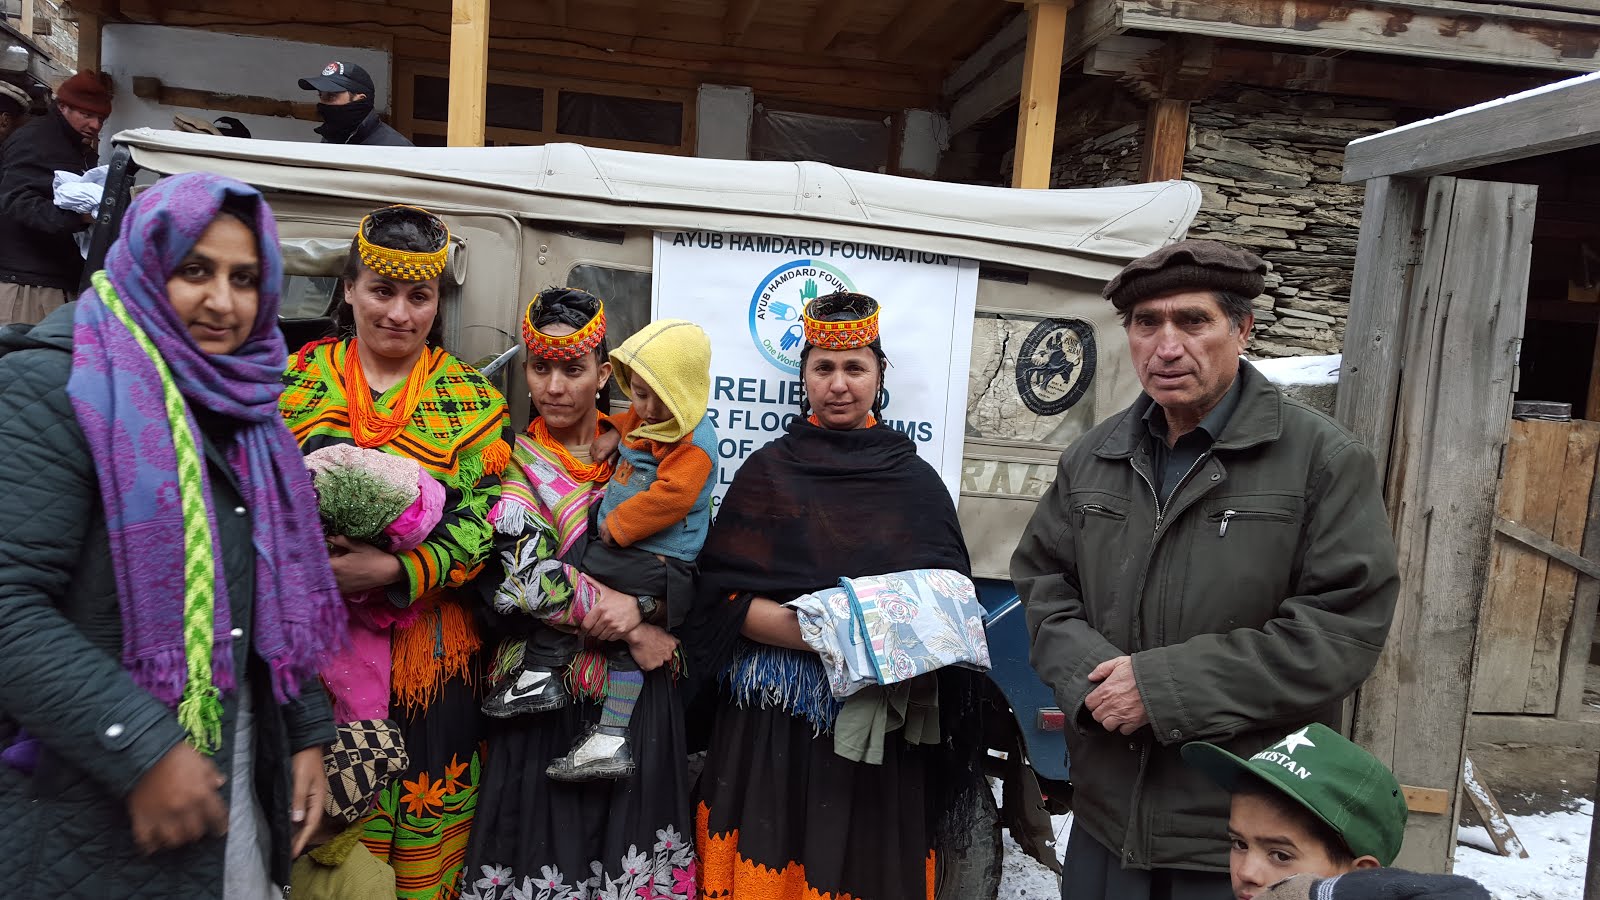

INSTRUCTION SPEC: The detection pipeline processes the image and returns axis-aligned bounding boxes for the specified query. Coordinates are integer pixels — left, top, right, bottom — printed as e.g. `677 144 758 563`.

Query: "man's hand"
288 746 328 857
127 741 229 855
1085 656 1150 735
626 623 680 671
580 576 643 642
327 536 404 594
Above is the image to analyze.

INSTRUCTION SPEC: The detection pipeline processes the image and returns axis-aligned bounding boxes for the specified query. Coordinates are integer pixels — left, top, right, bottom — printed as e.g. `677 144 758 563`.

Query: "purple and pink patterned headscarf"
67 172 344 714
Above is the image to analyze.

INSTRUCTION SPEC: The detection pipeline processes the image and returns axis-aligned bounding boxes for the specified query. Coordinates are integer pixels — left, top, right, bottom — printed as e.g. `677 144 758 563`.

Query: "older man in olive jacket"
1013 239 1400 900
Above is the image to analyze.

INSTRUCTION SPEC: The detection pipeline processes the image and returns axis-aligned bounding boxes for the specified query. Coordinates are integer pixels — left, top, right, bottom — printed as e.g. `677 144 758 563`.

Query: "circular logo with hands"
747 259 855 374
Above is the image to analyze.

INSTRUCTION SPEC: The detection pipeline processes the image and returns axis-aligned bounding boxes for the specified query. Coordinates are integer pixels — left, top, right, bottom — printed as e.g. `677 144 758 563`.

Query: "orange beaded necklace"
340 339 437 448
528 417 614 484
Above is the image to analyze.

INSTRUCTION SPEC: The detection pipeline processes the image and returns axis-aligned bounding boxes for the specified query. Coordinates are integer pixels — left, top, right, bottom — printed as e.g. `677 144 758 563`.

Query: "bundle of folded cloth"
787 567 992 699
53 165 108 257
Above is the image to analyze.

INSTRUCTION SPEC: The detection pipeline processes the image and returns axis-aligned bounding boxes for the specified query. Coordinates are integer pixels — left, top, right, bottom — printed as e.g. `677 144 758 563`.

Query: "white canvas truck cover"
113 129 1199 281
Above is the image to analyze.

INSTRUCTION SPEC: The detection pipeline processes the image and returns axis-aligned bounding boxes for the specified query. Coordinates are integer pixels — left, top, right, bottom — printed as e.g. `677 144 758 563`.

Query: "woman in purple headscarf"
0 171 346 899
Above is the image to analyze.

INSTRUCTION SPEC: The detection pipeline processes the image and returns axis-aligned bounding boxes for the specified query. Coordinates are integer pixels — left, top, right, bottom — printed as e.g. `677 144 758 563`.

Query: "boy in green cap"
1182 722 1410 900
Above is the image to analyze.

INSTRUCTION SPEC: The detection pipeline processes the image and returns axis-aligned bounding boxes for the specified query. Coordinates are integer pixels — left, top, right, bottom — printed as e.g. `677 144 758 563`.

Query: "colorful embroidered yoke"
283 339 509 492
282 338 510 603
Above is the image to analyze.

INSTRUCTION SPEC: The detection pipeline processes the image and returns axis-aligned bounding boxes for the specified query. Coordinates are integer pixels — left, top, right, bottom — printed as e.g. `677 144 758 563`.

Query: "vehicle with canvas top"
86 128 1201 895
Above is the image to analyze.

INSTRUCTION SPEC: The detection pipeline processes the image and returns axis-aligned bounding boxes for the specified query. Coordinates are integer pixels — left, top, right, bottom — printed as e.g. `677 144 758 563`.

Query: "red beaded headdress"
802 292 881 350
522 289 607 361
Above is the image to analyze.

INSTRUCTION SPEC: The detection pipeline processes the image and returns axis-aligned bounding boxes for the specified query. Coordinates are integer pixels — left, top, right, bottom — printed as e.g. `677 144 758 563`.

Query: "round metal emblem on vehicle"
1014 318 1096 416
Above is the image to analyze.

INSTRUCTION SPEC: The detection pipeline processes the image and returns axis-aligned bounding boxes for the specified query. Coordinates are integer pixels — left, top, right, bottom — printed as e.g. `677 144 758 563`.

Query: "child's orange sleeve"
604 440 715 548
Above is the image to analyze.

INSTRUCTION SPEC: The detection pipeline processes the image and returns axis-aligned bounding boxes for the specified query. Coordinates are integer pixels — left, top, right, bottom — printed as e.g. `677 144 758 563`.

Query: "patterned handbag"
323 718 408 824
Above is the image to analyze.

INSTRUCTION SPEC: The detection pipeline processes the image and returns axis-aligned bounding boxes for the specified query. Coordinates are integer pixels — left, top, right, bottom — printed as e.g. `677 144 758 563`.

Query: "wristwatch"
636 594 659 620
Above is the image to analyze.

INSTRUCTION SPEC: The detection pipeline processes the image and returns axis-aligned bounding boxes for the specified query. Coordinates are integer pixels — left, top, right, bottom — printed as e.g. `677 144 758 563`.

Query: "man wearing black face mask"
298 61 411 147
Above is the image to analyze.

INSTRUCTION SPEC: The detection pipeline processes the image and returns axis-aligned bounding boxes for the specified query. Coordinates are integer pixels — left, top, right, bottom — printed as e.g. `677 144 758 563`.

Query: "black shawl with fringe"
688 417 971 674
683 417 982 851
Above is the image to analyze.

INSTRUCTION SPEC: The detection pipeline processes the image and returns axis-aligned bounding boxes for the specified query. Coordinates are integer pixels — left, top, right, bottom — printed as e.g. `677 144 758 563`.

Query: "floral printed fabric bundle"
306 443 447 721
786 568 991 699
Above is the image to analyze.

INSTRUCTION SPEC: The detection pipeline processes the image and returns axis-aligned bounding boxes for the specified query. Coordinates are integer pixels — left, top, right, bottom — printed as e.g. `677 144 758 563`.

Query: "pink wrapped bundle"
307 445 447 722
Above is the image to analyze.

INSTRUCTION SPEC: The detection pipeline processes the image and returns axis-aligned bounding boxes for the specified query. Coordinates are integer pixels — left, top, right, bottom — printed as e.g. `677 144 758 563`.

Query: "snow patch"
1349 71 1600 147
1454 797 1593 900
1249 353 1341 386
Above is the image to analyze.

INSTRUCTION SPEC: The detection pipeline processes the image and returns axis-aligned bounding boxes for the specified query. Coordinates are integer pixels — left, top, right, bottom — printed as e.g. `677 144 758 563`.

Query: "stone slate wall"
1046 83 1401 358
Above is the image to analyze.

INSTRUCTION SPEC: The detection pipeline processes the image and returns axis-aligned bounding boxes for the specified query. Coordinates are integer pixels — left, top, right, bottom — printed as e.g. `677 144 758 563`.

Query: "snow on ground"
1455 798 1592 900
1000 811 1071 899
1249 353 1341 386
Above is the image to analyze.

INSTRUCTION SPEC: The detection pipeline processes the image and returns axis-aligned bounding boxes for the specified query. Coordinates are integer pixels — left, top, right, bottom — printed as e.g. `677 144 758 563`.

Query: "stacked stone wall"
1045 83 1403 358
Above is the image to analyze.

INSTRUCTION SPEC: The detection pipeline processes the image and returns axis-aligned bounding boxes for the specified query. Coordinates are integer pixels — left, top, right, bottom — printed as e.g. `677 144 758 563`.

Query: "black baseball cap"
299 61 376 97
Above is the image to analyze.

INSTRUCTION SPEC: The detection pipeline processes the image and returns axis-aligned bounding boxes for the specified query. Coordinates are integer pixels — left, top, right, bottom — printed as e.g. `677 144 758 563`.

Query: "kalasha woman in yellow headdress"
690 291 986 900
279 204 511 899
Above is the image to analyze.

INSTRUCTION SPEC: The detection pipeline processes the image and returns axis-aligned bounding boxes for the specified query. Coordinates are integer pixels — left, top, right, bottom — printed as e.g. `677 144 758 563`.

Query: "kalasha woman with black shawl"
693 292 985 900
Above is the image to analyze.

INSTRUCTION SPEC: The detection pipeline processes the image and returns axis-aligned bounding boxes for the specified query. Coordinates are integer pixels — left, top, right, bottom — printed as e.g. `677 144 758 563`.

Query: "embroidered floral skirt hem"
361 675 485 900
695 695 937 900
462 668 695 900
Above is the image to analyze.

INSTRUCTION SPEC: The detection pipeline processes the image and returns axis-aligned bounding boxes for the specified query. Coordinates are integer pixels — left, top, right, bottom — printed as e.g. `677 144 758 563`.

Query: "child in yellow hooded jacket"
486 317 717 783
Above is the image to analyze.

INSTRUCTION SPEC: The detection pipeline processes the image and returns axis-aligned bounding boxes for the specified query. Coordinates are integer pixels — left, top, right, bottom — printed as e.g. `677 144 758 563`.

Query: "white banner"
651 231 978 513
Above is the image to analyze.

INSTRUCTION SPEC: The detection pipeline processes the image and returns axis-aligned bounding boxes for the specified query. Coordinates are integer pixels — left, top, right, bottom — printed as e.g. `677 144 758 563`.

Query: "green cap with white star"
1181 723 1409 865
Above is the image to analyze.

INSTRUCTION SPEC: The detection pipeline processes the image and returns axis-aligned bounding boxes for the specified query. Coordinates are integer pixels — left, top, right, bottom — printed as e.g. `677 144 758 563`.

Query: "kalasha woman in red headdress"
690 291 987 900
460 288 697 900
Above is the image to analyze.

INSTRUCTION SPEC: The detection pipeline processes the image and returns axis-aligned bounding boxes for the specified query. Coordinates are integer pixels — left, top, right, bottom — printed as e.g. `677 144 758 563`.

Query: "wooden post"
1334 175 1428 480
1139 97 1189 182
1348 177 1538 873
446 0 490 147
77 11 102 73
20 0 33 39
1011 1 1068 190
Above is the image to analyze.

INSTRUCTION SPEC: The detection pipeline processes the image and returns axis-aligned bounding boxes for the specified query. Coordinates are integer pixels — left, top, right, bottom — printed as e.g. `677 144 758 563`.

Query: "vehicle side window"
566 264 651 347
280 275 340 321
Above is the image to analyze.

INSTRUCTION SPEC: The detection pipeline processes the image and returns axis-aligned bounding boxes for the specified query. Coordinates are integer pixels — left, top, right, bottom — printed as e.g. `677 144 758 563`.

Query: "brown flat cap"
1103 239 1267 312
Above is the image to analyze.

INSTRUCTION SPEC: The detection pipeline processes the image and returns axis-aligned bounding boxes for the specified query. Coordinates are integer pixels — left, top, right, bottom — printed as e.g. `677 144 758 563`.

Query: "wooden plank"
1475 421 1566 713
1344 73 1600 184
1402 784 1452 815
1138 97 1188 182
1526 423 1600 711
1083 33 1560 111
944 9 1027 96
634 0 663 37
1495 517 1600 582
20 0 33 40
130 77 321 122
1011 1 1069 189
948 0 1114 134
803 0 856 54
77 10 102 73
1334 175 1427 481
880 0 964 59
1118 0 1600 74
550 0 567 27
446 0 490 147
1352 177 1537 875
1559 422 1600 718
722 0 763 44
1588 329 1600 423
1462 755 1530 858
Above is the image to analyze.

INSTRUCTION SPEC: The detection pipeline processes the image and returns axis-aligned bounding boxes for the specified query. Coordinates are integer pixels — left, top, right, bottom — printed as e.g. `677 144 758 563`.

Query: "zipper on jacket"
1137 452 1210 538
1075 502 1126 527
1212 508 1295 537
